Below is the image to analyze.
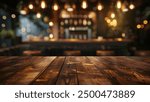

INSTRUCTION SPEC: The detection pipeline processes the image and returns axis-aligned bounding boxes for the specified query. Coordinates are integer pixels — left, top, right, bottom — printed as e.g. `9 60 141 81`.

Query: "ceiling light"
81 0 88 9
41 1 46 9
36 13 41 18
97 2 103 11
116 1 122 9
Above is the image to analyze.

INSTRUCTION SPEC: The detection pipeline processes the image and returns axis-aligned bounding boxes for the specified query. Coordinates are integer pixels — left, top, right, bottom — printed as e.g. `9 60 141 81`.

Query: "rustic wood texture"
0 56 150 85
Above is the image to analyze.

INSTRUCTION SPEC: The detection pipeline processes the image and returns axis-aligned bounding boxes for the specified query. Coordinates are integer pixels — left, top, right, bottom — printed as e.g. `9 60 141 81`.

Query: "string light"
41 1 46 9
137 24 141 29
49 21 54 27
110 19 117 27
11 14 16 19
81 0 88 9
49 34 54 39
116 1 122 9
28 4 34 10
122 33 126 38
67 8 74 12
36 12 41 18
53 3 59 11
129 3 135 10
143 20 148 25
2 16 7 20
20 10 27 15
110 13 115 19
1 23 6 28
97 2 103 11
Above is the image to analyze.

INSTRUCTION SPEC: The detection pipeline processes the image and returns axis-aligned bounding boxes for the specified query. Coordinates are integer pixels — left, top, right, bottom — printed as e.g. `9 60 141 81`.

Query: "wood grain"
0 56 150 85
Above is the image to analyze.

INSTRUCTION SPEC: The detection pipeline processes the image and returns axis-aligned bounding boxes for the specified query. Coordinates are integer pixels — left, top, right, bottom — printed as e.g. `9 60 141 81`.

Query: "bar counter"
0 56 150 85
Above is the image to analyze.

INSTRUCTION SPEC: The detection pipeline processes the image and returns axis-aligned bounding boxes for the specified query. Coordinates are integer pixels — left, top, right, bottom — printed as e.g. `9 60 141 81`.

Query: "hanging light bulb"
36 12 41 18
53 3 59 11
97 2 103 11
28 4 34 10
49 21 54 27
41 1 46 9
111 13 115 19
129 3 135 10
122 1 129 12
116 1 122 9
81 0 88 9
20 9 27 15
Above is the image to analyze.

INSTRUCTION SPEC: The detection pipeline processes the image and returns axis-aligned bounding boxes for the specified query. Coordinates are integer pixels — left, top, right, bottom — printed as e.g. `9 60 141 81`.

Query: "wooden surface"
0 56 150 85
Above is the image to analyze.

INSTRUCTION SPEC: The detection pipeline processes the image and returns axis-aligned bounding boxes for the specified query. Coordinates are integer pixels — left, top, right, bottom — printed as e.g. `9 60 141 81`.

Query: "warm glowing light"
36 13 41 18
81 0 88 9
129 3 135 10
11 14 16 18
1 23 6 28
53 3 59 11
111 13 115 19
122 8 128 12
97 3 103 11
20 10 27 15
44 37 49 41
143 20 148 25
28 4 34 10
21 28 26 33
83 19 87 25
105 17 111 24
49 34 54 39
122 5 129 12
67 8 74 12
122 33 126 38
2 16 7 20
49 21 54 27
137 24 141 29
117 38 123 41
117 1 122 9
110 19 117 27
41 1 46 9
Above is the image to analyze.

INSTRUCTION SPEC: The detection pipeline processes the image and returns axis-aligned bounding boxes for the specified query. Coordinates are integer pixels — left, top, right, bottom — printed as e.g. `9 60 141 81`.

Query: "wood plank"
31 57 65 85
94 57 150 84
56 56 79 85
0 56 150 85
0 57 34 84
87 57 121 84
76 57 112 85
3 57 56 85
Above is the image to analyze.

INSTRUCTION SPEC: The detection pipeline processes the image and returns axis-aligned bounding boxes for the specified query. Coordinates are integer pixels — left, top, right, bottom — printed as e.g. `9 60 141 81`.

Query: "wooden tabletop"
0 56 150 85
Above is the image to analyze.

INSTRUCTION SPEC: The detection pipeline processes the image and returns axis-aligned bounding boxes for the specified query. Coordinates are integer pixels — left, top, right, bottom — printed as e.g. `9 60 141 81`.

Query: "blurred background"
0 0 150 56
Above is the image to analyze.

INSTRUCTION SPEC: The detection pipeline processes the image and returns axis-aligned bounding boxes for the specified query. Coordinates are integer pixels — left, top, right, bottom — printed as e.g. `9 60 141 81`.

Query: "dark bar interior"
0 0 150 85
